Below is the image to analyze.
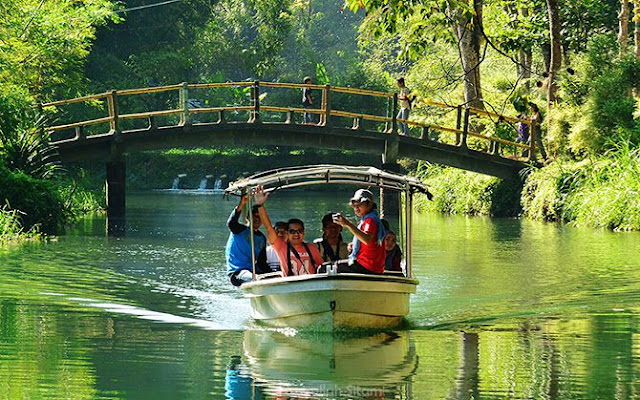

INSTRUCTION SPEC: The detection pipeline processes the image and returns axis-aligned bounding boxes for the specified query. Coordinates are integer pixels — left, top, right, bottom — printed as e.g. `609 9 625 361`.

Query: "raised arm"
227 195 249 234
333 213 375 245
254 186 277 244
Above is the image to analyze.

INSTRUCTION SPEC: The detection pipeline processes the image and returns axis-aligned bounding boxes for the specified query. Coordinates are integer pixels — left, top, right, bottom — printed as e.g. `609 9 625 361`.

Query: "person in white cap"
332 188 387 274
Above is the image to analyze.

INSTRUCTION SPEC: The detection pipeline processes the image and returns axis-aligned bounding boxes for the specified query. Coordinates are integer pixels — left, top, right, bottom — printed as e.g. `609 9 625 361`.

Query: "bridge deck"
44 81 535 178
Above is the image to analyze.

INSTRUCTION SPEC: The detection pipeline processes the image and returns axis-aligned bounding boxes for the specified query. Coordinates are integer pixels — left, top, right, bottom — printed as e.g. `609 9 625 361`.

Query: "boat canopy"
225 165 431 197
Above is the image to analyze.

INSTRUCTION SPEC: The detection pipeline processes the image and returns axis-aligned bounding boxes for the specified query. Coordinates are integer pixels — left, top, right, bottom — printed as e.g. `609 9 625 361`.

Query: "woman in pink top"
254 186 323 276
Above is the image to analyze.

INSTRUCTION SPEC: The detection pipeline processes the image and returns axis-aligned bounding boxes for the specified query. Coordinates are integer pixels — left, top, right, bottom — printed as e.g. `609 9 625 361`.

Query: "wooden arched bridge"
43 81 540 233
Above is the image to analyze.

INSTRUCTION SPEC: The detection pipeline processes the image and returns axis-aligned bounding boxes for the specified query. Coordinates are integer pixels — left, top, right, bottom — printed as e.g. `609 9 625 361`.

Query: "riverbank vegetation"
347 0 640 230
3 0 640 237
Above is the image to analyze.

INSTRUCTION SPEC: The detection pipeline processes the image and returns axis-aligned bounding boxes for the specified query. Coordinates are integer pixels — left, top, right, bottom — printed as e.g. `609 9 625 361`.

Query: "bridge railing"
42 81 538 161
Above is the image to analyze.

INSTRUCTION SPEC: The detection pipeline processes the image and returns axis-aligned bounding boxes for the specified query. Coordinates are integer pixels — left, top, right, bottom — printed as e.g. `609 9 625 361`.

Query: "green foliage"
485 0 547 52
345 0 471 53
545 36 640 156
0 87 32 136
55 172 105 217
0 0 118 100
316 63 329 85
413 162 520 217
0 117 62 180
520 163 577 222
544 105 575 157
0 206 41 243
0 165 67 234
521 145 640 230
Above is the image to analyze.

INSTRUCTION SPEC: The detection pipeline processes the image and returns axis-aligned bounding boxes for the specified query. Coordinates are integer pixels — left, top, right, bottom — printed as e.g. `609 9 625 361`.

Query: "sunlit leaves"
0 0 118 100
344 0 472 50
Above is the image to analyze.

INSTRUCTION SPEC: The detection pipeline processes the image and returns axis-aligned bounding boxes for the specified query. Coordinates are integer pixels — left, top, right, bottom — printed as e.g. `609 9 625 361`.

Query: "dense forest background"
2 0 640 237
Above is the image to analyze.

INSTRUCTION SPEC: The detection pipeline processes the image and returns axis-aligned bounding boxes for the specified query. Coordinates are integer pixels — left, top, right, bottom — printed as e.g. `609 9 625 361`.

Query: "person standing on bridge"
225 195 270 286
302 76 314 124
397 77 412 135
528 103 548 161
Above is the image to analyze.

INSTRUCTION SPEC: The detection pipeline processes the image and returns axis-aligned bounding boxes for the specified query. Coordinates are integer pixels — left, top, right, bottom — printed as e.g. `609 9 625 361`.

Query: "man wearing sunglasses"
254 186 323 276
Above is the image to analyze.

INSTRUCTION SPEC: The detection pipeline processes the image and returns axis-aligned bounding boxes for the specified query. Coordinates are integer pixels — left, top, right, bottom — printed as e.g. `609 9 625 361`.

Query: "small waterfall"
198 178 208 190
214 178 222 190
172 174 187 189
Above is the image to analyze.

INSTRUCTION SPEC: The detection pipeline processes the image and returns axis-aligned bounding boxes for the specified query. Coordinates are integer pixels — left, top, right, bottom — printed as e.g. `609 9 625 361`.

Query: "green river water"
1 191 640 399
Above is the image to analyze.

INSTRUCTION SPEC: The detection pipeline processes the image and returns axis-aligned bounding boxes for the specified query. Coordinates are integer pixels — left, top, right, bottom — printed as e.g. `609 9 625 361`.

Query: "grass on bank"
522 144 640 231
0 207 41 243
1 165 104 242
412 161 523 217
412 143 640 231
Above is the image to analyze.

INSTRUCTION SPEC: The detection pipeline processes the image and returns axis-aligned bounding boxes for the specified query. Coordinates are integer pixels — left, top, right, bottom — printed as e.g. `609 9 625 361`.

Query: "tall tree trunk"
518 48 532 81
541 43 551 74
546 0 562 105
518 7 532 82
619 0 631 55
451 0 485 110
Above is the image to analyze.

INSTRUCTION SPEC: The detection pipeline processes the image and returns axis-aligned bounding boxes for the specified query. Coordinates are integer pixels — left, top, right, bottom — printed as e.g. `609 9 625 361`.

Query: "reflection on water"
238 330 416 399
1 192 640 398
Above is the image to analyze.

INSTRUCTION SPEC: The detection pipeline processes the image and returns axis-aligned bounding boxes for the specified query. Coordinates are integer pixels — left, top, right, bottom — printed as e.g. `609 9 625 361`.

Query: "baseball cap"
350 189 375 203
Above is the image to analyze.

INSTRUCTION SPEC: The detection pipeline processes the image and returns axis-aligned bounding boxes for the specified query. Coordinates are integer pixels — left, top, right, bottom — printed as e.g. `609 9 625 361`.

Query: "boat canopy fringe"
225 164 432 198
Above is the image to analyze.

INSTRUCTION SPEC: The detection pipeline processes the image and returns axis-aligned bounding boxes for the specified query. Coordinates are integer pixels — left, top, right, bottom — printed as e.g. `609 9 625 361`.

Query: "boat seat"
256 271 284 280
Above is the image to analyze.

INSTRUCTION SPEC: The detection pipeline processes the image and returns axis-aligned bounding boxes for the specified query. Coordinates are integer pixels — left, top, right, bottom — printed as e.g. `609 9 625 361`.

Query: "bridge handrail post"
391 93 398 135
528 120 537 161
460 107 470 148
179 82 191 126
107 90 120 136
420 126 429 140
322 84 331 127
75 126 86 140
251 80 260 123
455 105 462 144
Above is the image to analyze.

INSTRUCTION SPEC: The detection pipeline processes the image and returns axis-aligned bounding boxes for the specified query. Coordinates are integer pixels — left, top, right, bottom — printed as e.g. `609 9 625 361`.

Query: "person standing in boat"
254 186 323 276
225 195 270 286
314 212 350 262
332 189 387 274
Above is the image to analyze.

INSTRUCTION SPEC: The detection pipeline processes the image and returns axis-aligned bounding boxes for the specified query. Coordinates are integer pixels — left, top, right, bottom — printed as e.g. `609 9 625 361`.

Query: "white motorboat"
225 165 430 330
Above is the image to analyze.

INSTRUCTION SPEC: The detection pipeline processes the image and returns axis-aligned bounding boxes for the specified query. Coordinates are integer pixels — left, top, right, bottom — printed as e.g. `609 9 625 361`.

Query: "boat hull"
241 274 418 330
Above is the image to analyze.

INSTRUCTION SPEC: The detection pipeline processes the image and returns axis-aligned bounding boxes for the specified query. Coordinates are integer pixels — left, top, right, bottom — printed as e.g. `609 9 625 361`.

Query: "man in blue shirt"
225 195 269 286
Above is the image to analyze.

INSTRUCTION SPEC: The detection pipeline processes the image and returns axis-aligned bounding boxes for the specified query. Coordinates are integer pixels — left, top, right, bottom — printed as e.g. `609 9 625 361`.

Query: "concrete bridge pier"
381 134 401 231
106 154 126 236
380 162 402 232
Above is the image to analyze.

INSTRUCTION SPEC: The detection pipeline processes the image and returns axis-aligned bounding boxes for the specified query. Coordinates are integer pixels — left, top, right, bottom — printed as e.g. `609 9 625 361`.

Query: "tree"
0 0 118 101
450 0 485 108
619 0 631 55
546 0 562 104
344 0 486 108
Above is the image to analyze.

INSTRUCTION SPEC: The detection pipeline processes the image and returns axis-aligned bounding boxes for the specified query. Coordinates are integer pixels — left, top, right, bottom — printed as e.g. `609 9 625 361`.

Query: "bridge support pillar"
380 162 402 231
106 157 126 236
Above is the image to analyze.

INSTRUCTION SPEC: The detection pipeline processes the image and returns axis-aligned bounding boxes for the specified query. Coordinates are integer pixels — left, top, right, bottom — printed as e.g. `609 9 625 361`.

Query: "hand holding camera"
332 213 346 226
